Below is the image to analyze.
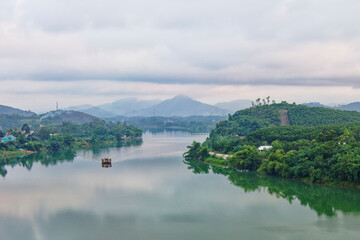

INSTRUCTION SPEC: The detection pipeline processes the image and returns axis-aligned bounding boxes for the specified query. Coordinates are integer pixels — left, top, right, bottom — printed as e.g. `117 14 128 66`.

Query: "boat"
101 158 111 163
101 158 112 168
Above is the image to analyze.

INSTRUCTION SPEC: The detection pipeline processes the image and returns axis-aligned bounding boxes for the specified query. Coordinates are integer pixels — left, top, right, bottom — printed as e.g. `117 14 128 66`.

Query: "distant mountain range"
66 95 230 118
302 102 360 112
301 102 331 108
5 98 360 124
0 104 35 116
99 98 161 116
66 106 115 118
126 95 228 117
334 102 360 112
65 97 360 118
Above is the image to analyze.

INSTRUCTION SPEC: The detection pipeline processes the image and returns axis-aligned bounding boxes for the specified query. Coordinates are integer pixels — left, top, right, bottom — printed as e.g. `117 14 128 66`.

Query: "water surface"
1 131 360 240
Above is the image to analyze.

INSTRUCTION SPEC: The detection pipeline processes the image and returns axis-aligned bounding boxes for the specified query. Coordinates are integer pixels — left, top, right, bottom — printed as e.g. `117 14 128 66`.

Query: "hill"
0 104 35 116
214 99 252 113
40 110 98 124
187 103 360 185
301 102 330 108
99 98 161 116
205 102 360 152
75 106 115 118
335 102 360 112
128 95 228 117
66 104 94 111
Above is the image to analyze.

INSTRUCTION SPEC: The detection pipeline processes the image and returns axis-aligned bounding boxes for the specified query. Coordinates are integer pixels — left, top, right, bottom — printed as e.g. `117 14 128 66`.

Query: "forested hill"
207 102 360 145
187 102 360 185
0 104 35 116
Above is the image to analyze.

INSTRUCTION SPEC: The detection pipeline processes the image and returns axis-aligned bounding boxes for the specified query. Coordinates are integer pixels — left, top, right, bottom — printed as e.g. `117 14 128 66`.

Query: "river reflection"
184 159 360 217
0 132 359 240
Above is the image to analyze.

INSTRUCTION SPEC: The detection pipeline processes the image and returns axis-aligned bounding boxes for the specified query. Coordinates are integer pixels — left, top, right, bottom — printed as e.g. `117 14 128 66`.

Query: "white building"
258 146 273 152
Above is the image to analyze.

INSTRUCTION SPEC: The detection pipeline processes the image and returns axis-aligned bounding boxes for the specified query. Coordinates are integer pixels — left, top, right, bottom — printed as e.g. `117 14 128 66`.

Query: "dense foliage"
0 120 142 156
0 114 39 132
186 103 360 185
110 116 227 133
205 102 360 153
187 125 360 185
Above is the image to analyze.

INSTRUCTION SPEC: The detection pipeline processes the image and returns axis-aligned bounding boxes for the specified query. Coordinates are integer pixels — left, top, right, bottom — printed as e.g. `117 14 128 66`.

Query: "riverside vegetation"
0 120 142 159
184 99 360 186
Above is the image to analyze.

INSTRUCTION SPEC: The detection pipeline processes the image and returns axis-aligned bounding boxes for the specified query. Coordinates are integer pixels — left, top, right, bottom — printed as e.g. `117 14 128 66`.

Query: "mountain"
214 99 252 113
66 104 115 118
0 104 35 116
75 107 115 118
40 110 98 124
301 102 330 108
99 98 161 116
335 102 360 112
207 102 360 141
127 95 228 117
66 104 94 111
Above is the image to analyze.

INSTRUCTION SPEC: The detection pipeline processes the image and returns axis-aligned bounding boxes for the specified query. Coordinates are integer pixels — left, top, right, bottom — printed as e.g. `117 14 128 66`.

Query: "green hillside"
205 102 360 152
185 102 360 185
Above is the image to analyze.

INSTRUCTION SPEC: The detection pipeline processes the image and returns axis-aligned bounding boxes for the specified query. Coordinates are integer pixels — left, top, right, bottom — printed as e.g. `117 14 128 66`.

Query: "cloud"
1 0 360 111
2 79 360 112
0 0 359 87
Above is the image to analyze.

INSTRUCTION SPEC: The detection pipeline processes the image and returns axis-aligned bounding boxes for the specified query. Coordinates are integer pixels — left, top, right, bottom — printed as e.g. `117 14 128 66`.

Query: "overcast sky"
1 0 360 112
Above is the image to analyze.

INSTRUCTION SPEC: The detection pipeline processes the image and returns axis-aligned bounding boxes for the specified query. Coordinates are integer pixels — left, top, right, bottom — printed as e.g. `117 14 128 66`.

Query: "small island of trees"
1 120 142 159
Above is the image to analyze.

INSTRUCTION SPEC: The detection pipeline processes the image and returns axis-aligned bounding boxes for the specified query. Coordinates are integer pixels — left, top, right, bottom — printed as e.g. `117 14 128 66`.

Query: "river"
1 131 360 240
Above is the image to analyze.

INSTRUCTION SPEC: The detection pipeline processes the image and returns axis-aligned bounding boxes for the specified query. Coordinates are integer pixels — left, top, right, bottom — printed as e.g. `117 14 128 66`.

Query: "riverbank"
0 137 142 161
0 150 36 160
203 152 360 189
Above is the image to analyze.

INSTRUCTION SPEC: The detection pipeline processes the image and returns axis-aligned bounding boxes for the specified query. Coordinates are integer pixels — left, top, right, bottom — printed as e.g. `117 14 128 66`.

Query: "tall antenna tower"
56 101 59 111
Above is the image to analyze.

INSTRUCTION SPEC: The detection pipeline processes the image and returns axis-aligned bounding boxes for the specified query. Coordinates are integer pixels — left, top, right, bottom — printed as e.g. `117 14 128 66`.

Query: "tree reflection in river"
184 159 360 217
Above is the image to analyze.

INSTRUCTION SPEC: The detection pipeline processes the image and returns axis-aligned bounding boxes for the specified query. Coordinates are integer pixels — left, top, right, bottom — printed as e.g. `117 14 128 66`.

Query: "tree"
63 134 75 148
228 145 262 171
37 127 51 140
183 141 209 161
21 123 30 134
266 96 271 104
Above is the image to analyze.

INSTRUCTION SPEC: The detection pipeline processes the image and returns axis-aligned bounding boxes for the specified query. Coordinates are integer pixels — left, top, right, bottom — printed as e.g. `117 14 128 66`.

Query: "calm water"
1 131 360 240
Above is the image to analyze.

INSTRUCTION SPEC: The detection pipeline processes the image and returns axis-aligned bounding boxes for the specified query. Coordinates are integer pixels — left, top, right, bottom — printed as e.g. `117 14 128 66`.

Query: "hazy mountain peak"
98 98 161 116
172 94 192 100
128 95 228 117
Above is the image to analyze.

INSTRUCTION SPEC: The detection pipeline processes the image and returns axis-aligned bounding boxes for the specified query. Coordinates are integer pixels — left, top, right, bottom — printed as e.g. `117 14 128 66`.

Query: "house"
1 135 16 143
258 146 272 152
7 135 16 141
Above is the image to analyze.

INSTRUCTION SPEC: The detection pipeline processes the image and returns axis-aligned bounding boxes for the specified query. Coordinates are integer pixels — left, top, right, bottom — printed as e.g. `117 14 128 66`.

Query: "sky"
1 0 360 112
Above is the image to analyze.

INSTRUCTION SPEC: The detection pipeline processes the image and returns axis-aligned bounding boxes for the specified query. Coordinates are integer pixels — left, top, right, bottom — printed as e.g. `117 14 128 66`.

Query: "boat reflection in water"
101 158 112 168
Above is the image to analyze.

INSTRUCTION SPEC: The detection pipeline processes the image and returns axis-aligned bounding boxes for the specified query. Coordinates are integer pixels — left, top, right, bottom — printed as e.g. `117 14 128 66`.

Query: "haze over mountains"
66 95 233 118
126 95 227 117
99 98 162 116
302 102 360 112
5 96 360 121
